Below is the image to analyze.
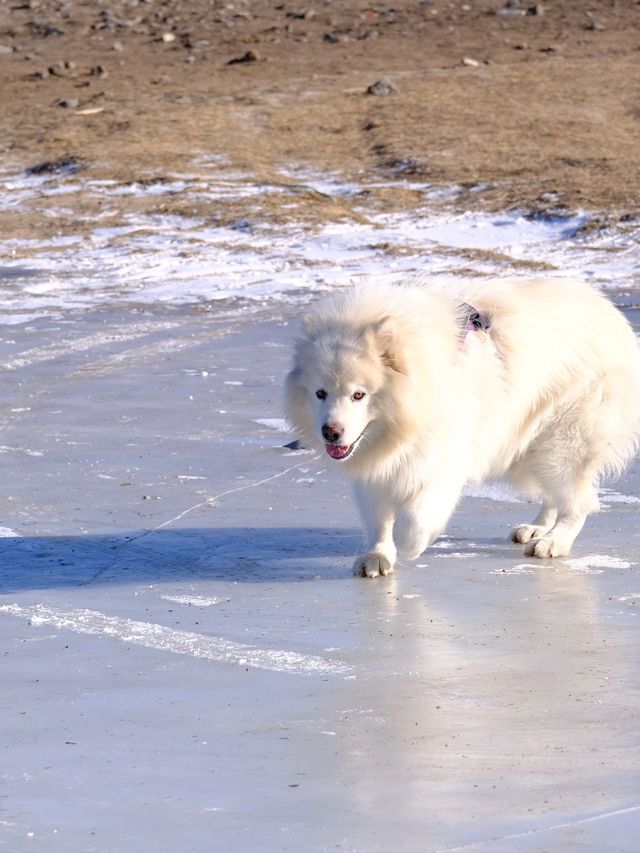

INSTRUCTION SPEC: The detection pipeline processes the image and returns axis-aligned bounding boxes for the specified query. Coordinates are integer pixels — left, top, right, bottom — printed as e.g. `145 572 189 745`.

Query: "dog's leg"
394 480 464 561
523 510 587 558
523 480 598 558
352 481 397 579
510 502 558 545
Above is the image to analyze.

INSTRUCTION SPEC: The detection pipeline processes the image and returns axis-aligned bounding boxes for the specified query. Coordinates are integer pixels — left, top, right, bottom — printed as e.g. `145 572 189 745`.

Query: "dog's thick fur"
285 278 640 577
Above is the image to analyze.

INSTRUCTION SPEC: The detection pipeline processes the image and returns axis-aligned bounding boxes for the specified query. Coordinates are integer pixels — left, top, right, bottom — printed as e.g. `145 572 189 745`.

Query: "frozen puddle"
1 164 639 322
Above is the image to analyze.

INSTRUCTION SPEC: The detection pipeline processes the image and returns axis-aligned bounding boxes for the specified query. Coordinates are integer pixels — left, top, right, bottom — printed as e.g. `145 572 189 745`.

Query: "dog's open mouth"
325 443 354 460
324 426 368 460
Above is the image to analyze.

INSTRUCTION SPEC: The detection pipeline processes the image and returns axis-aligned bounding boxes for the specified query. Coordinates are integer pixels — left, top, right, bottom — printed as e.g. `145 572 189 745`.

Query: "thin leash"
84 453 319 584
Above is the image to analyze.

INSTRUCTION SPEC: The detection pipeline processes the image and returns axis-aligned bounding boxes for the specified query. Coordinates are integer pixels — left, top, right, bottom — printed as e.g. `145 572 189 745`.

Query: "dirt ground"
1 0 640 236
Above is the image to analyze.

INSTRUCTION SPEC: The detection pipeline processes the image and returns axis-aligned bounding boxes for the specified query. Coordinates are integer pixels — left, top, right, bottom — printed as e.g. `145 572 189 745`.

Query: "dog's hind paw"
353 553 395 579
523 536 570 559
511 523 549 544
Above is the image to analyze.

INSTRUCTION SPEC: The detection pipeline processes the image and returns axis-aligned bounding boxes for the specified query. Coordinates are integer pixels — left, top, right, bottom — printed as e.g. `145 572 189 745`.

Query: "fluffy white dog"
285 278 640 577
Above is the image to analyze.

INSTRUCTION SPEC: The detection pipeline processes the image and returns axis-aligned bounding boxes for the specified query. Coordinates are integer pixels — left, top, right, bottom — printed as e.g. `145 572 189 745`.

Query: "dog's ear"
371 317 394 350
302 313 321 339
369 317 406 374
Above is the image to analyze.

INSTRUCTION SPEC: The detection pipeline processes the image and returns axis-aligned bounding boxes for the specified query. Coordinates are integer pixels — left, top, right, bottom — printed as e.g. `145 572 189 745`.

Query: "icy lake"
1 164 639 852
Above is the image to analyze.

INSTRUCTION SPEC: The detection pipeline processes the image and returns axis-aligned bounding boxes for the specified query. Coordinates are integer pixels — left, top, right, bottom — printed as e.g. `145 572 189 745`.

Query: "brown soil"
1 0 640 236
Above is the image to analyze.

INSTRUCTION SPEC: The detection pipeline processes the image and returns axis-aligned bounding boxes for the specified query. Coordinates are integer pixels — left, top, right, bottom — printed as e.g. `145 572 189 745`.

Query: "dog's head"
285 312 408 464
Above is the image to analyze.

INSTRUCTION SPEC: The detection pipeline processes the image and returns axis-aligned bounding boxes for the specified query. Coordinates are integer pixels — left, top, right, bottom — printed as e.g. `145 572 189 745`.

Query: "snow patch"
161 595 223 608
1 166 638 323
564 554 632 572
0 603 352 676
599 488 640 504
492 564 537 575
0 445 43 457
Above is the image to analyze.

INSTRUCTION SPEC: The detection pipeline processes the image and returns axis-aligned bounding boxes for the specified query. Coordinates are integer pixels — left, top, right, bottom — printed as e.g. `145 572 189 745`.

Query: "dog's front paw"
353 552 395 579
511 523 549 544
523 536 570 559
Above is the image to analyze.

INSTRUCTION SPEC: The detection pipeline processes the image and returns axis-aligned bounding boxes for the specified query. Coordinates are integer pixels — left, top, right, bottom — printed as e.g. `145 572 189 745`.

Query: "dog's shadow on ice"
0 527 364 593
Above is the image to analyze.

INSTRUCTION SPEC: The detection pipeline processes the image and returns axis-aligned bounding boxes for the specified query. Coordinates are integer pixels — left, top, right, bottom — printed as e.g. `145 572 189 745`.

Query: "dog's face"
305 354 380 461
286 317 404 462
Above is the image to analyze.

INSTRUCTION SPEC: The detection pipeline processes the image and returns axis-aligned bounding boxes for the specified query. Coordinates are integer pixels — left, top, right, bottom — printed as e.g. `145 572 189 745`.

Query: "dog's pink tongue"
325 443 351 459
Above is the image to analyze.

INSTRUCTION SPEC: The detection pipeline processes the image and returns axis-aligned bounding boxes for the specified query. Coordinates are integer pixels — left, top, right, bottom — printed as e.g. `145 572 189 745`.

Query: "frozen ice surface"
1 168 640 851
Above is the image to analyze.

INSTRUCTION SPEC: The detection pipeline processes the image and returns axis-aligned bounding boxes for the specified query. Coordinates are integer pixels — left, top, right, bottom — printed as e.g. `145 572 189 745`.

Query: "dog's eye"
352 391 366 401
316 389 327 400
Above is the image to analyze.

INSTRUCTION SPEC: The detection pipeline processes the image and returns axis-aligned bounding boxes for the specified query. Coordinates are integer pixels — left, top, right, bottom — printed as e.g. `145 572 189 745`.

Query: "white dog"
285 278 640 577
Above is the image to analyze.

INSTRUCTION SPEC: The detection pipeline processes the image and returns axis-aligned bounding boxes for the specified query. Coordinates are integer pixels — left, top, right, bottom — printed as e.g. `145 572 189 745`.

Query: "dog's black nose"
322 423 343 443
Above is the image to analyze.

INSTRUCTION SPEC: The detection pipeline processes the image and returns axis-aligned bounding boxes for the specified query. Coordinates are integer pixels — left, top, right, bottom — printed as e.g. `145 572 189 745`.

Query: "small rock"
366 78 397 96
28 23 64 37
514 42 528 50
527 3 544 14
227 50 259 65
162 32 176 43
231 219 252 232
537 191 560 204
26 157 87 176
288 9 315 20
496 0 525 16
48 59 76 76
112 40 124 51
55 98 80 109
386 157 424 176
0 44 13 55
461 56 480 67
89 65 108 77
584 17 606 31
323 32 342 43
